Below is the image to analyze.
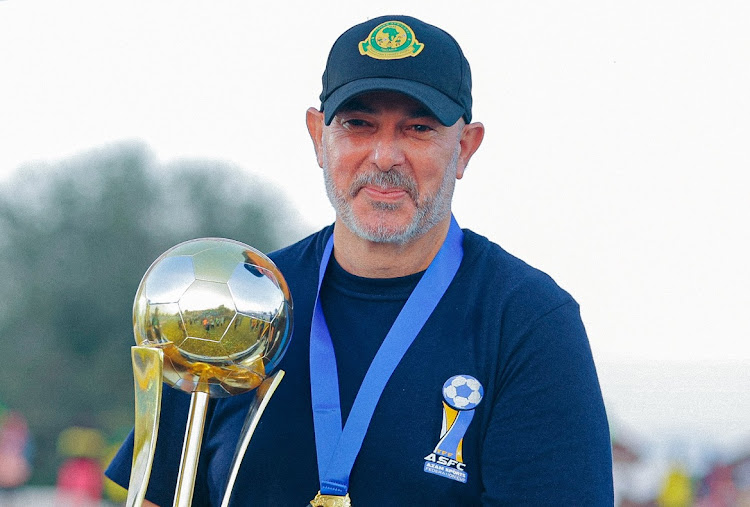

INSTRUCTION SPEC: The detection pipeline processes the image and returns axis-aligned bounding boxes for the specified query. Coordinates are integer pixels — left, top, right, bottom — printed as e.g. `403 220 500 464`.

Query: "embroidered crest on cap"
358 21 424 60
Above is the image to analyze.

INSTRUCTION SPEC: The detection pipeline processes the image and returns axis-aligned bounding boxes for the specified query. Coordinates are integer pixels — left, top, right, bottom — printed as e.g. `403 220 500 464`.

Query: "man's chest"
204 325 492 506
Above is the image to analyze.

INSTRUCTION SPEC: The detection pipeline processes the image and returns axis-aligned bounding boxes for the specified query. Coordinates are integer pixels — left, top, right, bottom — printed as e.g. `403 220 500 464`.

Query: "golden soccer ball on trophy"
132 238 293 398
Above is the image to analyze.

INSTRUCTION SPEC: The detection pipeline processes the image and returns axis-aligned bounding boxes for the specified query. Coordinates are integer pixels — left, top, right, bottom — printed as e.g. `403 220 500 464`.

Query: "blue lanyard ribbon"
310 216 464 495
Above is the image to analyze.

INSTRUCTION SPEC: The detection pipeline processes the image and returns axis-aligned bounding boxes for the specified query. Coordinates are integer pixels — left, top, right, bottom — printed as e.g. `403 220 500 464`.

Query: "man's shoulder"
268 225 333 270
460 228 575 308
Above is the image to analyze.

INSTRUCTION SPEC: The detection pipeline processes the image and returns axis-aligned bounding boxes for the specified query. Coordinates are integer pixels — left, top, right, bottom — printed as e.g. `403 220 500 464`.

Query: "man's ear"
455 122 485 180
306 107 325 168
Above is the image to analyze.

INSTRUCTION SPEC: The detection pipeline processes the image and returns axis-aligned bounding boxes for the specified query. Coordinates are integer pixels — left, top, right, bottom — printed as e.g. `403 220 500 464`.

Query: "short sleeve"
480 301 613 505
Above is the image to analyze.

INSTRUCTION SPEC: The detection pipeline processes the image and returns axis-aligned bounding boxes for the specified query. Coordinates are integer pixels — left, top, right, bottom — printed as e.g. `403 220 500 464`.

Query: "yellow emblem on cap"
359 21 424 60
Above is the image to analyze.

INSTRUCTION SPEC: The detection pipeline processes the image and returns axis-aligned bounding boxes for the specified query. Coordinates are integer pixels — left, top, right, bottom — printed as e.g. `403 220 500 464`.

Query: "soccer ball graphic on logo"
133 238 293 398
443 375 484 410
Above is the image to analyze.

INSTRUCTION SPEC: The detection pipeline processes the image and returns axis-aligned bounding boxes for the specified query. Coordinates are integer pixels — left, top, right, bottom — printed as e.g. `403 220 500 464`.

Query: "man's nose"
371 131 406 171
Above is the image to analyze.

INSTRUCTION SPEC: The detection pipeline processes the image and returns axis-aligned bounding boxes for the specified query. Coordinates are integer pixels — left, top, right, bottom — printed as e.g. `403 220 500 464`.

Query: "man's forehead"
337 91 436 119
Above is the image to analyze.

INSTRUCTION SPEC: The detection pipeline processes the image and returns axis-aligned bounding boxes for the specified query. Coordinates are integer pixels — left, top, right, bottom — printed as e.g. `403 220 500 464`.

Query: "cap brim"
322 77 465 126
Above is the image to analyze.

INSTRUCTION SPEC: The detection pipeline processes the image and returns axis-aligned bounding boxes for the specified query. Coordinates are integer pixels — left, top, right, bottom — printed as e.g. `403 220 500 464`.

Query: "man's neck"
331 217 451 279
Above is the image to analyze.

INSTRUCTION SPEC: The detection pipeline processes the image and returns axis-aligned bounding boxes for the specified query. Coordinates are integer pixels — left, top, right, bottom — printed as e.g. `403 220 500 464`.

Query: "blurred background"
0 0 748 505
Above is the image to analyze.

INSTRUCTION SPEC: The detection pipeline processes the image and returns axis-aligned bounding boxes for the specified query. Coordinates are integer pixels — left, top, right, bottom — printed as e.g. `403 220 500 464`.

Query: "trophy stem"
173 389 210 507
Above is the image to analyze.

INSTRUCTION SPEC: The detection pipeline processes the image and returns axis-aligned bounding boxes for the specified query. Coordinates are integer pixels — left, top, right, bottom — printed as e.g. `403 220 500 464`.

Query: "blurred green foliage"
0 141 306 485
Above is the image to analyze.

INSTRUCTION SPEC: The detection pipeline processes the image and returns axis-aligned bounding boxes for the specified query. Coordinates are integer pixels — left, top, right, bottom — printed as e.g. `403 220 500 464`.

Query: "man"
107 15 613 505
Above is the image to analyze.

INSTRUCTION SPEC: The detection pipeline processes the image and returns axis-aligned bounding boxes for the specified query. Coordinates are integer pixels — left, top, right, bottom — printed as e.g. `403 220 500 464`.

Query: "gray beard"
323 147 459 245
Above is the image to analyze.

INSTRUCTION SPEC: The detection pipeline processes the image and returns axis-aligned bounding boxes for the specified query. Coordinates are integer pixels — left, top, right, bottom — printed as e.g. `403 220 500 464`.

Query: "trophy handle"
127 346 165 507
221 370 285 507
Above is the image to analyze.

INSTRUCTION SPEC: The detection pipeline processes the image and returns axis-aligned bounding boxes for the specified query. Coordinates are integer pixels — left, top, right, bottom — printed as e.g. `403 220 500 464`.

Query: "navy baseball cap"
319 15 473 126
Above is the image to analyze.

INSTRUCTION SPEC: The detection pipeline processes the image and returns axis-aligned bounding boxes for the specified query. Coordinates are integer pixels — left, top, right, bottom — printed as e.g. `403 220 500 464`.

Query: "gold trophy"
127 238 293 507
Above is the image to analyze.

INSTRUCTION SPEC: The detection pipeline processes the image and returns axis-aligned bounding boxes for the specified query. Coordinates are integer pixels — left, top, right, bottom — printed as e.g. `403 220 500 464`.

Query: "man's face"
315 91 467 244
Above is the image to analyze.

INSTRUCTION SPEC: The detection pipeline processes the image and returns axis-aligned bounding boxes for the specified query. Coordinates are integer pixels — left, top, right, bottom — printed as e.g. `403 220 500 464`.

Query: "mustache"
349 169 418 199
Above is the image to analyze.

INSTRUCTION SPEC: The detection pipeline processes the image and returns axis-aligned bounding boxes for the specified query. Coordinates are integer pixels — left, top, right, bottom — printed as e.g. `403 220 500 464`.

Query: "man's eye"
342 119 369 128
410 124 434 133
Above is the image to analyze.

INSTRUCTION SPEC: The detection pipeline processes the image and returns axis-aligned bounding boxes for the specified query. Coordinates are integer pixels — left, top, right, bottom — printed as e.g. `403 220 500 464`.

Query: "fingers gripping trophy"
128 238 292 507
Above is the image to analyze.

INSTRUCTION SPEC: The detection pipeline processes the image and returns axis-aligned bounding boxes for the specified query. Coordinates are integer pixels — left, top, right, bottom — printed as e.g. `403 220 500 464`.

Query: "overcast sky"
1 0 748 452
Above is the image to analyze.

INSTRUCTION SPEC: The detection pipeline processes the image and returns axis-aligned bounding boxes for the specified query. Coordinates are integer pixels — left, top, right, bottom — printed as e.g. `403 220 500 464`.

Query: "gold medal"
308 491 352 507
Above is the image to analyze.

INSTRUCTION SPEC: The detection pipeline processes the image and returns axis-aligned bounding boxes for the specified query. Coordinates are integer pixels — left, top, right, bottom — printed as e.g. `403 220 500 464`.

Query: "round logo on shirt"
442 375 484 411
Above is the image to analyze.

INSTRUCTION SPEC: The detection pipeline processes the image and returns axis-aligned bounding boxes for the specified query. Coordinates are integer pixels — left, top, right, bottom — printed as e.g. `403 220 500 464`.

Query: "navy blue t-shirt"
106 226 613 505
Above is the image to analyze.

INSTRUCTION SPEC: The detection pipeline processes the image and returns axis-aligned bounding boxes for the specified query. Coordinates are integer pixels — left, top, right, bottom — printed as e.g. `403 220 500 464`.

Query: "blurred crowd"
0 403 126 506
1 400 749 506
614 436 750 506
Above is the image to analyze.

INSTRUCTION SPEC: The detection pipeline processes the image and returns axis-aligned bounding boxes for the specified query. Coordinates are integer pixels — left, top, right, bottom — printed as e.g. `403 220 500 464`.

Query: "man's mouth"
350 170 418 201
360 185 409 201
